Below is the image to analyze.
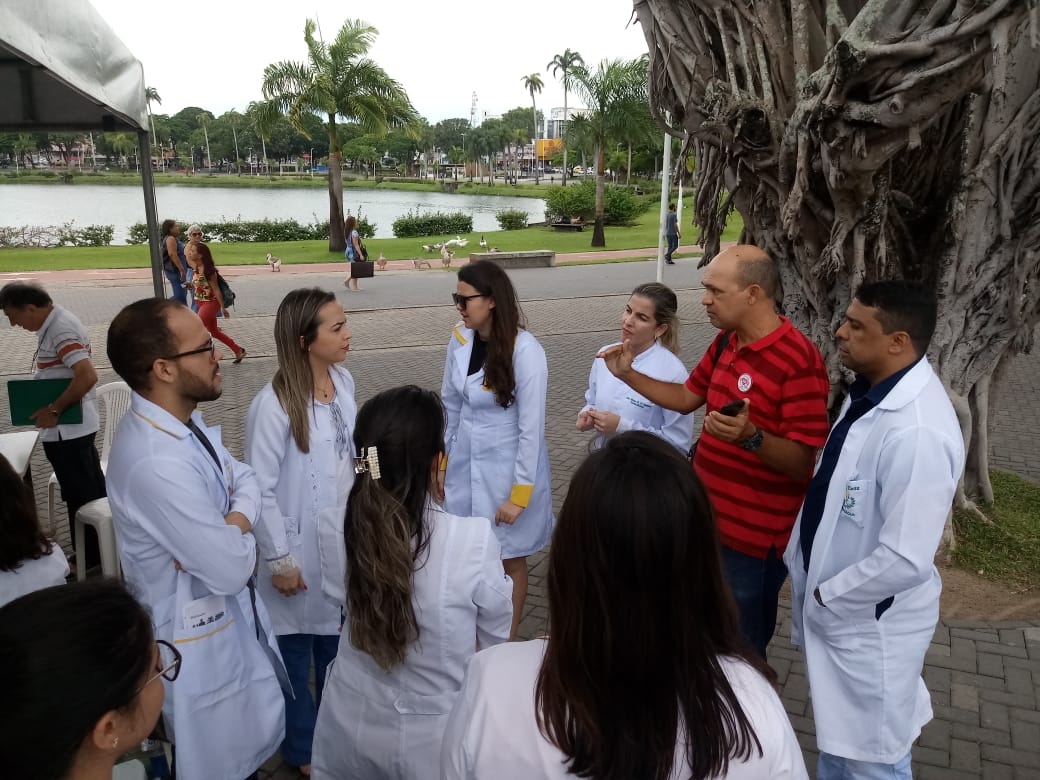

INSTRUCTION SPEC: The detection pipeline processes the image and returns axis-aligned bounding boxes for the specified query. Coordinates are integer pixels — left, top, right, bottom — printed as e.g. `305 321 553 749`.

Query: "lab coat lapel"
453 325 475 385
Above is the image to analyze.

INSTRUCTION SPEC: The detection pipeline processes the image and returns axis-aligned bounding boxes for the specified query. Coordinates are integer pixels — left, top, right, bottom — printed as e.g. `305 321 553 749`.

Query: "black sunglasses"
452 293 486 309
161 339 216 360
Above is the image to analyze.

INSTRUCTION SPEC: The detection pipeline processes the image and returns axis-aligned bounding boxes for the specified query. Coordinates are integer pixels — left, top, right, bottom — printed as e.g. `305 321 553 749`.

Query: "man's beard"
181 370 222 404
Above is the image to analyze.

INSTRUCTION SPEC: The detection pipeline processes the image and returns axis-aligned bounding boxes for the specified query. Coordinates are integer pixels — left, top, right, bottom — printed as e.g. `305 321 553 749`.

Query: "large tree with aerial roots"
634 0 1040 532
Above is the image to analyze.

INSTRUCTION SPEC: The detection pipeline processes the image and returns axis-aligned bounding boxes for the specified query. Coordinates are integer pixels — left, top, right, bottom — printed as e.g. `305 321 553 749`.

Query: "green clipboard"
7 378 83 425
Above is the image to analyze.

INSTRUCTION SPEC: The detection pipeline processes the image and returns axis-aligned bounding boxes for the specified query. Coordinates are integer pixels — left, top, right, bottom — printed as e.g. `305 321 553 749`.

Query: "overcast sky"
89 0 650 124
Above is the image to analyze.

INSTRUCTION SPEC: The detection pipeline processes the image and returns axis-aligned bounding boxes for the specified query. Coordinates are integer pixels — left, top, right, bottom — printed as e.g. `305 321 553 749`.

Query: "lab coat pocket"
839 479 872 527
806 597 867 655
317 506 346 609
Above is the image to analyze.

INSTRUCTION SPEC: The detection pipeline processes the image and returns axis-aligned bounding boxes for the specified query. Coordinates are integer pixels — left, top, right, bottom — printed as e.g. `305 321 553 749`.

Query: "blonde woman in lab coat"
440 260 553 639
245 288 357 776
578 282 694 453
310 385 513 779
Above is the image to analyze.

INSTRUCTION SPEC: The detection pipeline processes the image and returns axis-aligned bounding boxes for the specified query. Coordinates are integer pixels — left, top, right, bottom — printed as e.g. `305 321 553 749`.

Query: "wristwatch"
48 404 60 418
739 426 763 451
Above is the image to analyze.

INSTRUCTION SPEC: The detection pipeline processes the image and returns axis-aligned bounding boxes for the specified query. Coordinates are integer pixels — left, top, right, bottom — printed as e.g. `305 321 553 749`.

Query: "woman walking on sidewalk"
343 215 364 291
189 242 246 362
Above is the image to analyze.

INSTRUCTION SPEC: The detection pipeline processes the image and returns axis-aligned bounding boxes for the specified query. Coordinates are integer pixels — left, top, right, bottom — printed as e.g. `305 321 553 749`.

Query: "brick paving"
1 256 1037 778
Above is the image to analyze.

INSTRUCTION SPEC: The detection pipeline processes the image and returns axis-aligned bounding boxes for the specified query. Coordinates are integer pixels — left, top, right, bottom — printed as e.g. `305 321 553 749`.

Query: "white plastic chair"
45 381 132 564
75 497 121 581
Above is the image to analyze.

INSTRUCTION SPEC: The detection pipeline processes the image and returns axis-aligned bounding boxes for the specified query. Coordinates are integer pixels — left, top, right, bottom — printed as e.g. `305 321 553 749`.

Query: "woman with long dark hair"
343 215 364 291
0 579 177 780
311 386 512 780
440 260 553 639
245 288 357 776
442 432 808 780
577 282 694 452
160 218 190 305
0 455 69 606
189 241 246 362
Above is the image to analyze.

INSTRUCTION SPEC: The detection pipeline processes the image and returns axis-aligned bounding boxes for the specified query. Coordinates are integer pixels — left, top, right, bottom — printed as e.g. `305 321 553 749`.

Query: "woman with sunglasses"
245 288 357 777
188 242 246 363
440 260 553 639
0 578 179 780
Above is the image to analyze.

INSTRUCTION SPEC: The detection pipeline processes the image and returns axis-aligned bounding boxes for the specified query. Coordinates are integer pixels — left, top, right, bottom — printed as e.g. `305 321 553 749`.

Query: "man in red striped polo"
598 245 830 658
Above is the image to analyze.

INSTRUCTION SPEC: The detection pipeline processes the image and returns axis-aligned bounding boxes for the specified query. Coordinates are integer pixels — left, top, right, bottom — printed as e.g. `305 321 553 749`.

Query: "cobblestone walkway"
1 258 1036 779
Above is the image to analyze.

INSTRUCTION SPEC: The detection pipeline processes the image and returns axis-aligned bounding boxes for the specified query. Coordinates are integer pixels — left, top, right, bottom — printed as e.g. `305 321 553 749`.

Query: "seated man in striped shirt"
598 245 830 659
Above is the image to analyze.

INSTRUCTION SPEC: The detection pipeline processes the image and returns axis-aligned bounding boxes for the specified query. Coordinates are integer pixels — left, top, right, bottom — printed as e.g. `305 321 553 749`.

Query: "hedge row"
127 217 376 245
542 181 649 226
0 223 114 248
391 209 473 238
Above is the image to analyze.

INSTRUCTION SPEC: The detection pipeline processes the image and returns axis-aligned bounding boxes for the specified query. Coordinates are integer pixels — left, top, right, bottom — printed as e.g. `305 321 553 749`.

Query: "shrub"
496 209 529 230
0 223 114 248
125 215 376 245
391 209 473 238
542 181 649 226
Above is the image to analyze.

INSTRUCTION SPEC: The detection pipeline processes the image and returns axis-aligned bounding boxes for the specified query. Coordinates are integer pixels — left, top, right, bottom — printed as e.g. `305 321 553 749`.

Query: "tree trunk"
592 143 606 247
636 1 1040 522
327 116 346 253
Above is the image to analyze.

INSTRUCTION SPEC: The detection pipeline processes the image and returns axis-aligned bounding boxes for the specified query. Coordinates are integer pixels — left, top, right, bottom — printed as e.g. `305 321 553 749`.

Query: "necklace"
313 375 335 402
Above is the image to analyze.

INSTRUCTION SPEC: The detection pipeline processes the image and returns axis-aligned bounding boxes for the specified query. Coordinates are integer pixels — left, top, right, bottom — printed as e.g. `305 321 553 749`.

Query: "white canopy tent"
0 0 164 296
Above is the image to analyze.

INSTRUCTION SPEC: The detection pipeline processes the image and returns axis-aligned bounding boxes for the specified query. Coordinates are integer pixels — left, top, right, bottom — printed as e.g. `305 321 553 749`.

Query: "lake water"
0 183 547 243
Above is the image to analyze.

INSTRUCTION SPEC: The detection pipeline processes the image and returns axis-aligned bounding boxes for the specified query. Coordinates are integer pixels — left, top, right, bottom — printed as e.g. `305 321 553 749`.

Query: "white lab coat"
245 367 356 636
0 545 69 608
441 640 809 780
311 503 513 780
441 325 553 559
107 393 286 780
582 341 694 453
785 360 965 763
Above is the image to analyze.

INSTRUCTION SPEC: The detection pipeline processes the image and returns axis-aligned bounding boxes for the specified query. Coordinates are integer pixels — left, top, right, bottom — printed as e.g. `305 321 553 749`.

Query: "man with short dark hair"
106 298 284 780
664 203 680 264
599 245 831 658
0 282 105 566
785 280 965 780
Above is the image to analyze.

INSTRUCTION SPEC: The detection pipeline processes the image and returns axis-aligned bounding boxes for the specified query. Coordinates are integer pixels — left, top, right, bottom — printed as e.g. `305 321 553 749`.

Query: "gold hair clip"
354 446 381 480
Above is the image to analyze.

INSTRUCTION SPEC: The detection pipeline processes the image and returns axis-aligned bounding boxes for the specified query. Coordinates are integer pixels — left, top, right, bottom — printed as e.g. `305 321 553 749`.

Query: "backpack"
216 272 236 307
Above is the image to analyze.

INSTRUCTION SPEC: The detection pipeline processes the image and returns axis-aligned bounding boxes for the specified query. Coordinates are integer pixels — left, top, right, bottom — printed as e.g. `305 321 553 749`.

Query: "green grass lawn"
953 470 1040 591
0 203 744 272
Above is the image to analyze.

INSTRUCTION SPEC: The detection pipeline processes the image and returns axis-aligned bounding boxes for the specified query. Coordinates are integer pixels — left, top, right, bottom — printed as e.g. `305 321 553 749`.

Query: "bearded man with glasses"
105 297 286 780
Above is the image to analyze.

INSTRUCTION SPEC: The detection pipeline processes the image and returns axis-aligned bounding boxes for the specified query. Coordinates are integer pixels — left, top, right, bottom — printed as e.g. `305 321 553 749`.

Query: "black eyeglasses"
137 640 182 693
452 293 487 309
161 339 216 360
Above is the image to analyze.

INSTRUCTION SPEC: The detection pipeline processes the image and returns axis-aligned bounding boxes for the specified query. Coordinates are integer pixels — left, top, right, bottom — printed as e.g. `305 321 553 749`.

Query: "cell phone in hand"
718 399 746 416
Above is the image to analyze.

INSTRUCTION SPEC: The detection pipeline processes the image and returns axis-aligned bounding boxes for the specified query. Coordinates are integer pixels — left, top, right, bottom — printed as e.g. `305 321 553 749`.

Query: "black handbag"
350 261 374 279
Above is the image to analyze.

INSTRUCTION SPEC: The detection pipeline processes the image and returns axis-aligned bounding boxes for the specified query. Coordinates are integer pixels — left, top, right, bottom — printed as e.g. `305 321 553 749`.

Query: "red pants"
196 300 242 354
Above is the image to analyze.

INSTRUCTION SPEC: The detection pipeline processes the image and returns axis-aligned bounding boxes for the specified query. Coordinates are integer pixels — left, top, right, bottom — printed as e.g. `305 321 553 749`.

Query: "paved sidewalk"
1 261 1036 779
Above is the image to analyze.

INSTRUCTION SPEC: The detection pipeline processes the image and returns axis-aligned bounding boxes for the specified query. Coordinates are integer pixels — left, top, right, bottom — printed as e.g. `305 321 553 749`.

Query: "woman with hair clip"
0 455 69 607
577 282 694 453
245 288 357 777
0 578 178 780
188 241 246 362
440 259 553 639
311 385 513 780
442 431 808 780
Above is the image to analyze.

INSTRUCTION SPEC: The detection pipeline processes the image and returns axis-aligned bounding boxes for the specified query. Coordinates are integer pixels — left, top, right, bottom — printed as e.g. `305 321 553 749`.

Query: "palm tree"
546 48 584 185
262 18 418 252
246 100 279 176
195 112 213 169
521 73 544 183
145 86 161 148
569 57 649 247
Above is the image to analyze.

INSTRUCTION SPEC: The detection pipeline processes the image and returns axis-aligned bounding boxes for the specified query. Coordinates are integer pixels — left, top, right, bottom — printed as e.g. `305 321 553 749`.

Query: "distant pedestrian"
665 202 680 264
343 215 364 291
786 281 965 780
189 242 246 363
0 282 106 570
161 219 190 305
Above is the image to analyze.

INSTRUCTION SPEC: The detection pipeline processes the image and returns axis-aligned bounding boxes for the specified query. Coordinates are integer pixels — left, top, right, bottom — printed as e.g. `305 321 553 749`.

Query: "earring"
112 737 119 749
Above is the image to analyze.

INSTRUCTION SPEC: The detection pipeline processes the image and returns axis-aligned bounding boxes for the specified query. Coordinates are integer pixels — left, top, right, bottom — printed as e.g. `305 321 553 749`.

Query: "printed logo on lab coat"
737 373 753 392
841 480 868 524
